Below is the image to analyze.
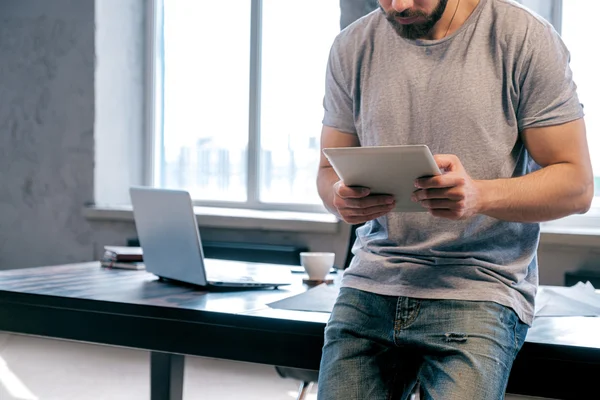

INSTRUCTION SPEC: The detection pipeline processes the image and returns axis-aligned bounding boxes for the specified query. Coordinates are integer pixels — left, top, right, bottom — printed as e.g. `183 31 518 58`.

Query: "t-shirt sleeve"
517 24 584 131
322 38 357 134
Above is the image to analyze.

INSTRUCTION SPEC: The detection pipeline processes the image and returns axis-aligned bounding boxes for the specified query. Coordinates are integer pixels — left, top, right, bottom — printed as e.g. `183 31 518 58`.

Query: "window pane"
260 0 341 204
161 0 250 202
562 1 600 199
518 0 553 24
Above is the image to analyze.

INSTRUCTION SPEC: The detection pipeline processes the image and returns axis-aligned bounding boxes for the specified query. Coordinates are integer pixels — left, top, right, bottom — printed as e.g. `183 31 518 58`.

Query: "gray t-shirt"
323 0 583 326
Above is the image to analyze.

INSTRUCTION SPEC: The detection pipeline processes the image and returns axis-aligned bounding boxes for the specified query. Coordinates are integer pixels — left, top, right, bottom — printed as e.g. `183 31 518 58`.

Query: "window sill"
540 227 600 248
83 205 341 234
83 206 600 245
540 211 600 248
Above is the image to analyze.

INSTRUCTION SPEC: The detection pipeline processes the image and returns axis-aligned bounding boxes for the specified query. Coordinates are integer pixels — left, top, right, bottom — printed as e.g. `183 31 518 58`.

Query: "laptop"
129 187 293 289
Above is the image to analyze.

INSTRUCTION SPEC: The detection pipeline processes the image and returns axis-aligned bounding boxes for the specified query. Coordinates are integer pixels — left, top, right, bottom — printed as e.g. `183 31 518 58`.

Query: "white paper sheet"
535 282 600 317
267 282 600 317
267 284 339 313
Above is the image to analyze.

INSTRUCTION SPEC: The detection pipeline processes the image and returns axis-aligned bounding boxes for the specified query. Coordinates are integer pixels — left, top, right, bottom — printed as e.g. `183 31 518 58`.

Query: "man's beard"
381 0 449 40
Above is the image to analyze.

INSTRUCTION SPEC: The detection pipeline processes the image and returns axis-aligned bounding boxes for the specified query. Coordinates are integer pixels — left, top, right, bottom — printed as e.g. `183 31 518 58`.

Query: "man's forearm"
317 166 342 219
477 163 594 223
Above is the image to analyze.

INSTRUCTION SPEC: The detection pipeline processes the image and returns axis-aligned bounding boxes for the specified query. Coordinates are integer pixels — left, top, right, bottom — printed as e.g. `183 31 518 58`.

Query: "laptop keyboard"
210 274 256 283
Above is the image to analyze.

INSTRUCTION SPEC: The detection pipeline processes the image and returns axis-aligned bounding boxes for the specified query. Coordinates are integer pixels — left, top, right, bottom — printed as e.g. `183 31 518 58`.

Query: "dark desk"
0 263 598 400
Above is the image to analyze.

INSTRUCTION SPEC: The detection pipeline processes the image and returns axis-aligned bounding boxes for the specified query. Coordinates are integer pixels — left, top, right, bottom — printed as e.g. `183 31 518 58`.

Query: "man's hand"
333 181 395 224
411 154 482 220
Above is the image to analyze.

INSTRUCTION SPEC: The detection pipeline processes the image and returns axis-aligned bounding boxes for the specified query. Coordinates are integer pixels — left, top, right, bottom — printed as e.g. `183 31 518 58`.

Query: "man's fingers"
433 154 461 172
336 183 370 199
340 195 395 209
419 199 466 211
415 174 466 190
345 209 393 224
412 188 463 202
341 203 395 217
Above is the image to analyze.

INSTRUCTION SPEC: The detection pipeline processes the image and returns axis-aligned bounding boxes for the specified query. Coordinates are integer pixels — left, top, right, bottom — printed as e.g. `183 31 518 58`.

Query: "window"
158 0 251 203
152 0 340 211
519 0 599 216
561 1 600 207
151 0 599 219
260 0 341 205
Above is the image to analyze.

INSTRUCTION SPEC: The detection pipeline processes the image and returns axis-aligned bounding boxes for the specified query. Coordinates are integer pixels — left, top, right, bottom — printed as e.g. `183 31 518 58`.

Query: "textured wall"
0 0 95 269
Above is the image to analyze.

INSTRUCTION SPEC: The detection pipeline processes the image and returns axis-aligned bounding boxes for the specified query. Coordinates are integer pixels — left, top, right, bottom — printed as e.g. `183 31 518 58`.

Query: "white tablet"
322 145 442 213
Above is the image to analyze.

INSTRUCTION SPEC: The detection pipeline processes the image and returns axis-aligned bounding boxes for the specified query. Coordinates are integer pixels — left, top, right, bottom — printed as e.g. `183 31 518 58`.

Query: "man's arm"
317 126 360 218
413 118 594 222
476 118 594 222
317 126 395 223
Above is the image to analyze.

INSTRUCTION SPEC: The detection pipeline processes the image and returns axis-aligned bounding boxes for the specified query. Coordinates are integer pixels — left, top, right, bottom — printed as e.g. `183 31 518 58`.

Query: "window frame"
147 0 600 227
145 0 162 191
538 0 600 231
518 0 562 33
147 0 328 214
551 0 562 34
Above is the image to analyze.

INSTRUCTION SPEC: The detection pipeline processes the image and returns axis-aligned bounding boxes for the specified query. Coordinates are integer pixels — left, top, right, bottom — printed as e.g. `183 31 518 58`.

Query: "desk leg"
150 352 184 400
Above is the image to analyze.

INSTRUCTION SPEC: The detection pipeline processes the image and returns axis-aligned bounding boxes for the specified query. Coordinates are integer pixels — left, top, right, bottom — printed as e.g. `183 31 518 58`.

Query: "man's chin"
389 22 433 40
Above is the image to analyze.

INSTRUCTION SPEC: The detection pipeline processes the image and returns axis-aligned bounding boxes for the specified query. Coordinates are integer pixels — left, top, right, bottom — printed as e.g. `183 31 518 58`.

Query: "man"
317 0 594 399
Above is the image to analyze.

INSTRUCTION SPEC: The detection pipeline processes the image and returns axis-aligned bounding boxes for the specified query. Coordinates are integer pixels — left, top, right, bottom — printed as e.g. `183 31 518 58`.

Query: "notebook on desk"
103 246 143 262
129 187 293 289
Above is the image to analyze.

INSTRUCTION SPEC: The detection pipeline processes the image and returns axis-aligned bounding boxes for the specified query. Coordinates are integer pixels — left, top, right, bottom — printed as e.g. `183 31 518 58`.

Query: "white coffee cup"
300 252 335 280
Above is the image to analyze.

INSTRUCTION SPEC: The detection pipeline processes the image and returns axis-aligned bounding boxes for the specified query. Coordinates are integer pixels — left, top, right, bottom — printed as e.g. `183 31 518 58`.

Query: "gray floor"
0 332 548 400
0 332 314 400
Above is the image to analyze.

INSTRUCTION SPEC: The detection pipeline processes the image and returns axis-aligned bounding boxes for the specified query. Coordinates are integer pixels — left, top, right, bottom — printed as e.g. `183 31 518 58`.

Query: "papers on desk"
267 284 339 313
535 282 600 317
268 281 600 317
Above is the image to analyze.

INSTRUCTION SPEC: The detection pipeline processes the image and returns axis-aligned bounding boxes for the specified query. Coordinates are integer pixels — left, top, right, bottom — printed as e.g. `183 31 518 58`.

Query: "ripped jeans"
317 288 528 400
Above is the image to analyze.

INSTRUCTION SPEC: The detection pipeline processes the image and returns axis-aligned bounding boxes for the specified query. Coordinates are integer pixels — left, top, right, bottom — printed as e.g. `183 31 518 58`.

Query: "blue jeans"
318 288 528 400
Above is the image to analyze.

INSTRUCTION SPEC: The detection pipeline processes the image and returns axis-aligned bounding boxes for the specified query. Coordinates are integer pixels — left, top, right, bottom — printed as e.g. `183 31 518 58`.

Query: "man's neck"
427 0 480 40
